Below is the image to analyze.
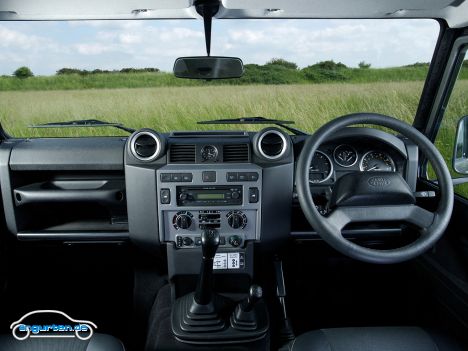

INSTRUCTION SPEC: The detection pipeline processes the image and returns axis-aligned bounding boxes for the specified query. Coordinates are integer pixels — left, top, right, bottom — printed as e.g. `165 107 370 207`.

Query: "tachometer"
360 151 396 172
333 144 358 167
309 151 333 183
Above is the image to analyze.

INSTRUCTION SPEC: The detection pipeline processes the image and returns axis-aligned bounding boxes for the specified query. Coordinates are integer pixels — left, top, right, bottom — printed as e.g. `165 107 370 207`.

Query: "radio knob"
174 212 193 230
179 192 188 201
231 191 240 200
227 211 247 229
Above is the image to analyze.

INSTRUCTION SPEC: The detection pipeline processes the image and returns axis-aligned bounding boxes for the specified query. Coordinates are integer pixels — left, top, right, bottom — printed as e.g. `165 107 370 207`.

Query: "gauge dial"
309 151 333 184
360 151 396 172
200 145 218 161
333 144 358 167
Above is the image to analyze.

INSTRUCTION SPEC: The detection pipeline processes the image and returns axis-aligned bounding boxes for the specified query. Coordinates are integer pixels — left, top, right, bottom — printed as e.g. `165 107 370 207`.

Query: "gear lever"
194 228 220 305
231 284 263 331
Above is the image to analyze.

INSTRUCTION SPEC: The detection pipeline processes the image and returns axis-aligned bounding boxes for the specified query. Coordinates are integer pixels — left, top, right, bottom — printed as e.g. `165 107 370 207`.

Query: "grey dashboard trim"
9 137 126 171
16 232 129 241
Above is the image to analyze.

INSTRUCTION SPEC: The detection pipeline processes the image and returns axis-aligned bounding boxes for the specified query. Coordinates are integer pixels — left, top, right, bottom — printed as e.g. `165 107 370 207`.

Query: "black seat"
0 333 125 351
291 327 461 351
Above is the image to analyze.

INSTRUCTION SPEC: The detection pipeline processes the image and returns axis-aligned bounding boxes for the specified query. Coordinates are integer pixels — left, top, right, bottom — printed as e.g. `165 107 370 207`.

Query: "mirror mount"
195 0 220 56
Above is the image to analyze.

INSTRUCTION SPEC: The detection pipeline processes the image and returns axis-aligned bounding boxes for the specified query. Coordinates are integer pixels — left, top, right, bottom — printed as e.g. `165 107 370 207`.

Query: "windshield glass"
0 19 439 137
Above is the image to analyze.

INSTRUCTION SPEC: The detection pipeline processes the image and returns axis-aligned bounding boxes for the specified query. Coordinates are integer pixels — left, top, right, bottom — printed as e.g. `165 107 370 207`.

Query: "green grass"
0 81 424 137
1 79 467 197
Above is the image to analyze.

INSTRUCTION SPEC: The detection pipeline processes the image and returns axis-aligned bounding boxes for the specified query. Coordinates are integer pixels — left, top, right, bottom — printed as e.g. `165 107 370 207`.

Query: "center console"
157 165 262 276
124 128 294 349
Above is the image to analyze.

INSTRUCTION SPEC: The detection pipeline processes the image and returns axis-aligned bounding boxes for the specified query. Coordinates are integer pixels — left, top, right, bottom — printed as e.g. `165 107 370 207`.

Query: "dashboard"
0 125 418 277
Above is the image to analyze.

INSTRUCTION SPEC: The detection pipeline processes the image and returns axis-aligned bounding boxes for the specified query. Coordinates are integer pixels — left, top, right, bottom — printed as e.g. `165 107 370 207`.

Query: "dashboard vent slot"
169 144 196 163
171 131 247 138
223 144 250 163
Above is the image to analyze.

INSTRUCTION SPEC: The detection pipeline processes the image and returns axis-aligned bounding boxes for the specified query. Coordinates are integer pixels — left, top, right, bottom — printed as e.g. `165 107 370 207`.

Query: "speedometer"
359 151 396 172
309 151 333 183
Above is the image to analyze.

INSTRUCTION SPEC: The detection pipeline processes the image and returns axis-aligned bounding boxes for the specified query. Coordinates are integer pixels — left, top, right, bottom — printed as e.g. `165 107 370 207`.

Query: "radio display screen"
196 193 225 200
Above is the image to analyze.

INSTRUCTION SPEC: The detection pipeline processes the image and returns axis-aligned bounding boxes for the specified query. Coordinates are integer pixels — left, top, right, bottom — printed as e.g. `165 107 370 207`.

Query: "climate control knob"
227 211 247 229
173 211 193 230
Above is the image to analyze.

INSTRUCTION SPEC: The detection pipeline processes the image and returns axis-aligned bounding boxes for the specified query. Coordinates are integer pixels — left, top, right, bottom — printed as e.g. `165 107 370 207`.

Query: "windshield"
0 19 439 137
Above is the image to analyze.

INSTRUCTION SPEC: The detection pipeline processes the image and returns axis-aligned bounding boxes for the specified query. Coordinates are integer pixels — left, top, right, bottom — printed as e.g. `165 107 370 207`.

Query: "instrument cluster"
309 143 401 185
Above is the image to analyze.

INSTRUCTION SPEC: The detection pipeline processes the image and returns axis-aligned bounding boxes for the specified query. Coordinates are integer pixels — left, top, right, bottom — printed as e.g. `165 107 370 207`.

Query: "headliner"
0 0 467 28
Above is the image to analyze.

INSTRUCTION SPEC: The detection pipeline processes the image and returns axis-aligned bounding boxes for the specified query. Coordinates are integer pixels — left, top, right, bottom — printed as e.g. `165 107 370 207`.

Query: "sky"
0 19 439 76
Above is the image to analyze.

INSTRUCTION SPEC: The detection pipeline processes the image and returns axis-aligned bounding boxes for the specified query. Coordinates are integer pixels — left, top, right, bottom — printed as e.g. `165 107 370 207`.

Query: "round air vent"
256 129 288 160
129 130 163 161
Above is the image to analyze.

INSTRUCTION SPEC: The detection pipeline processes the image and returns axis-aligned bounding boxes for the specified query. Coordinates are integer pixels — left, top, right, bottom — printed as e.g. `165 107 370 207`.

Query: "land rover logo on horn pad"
368 176 391 187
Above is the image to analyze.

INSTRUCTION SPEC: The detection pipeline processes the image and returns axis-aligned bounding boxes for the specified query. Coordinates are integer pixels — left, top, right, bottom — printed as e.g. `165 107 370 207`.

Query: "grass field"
0 79 467 195
0 81 425 137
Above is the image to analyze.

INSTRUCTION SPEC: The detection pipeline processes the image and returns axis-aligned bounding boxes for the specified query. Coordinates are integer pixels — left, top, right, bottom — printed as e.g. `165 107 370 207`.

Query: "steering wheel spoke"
326 205 435 232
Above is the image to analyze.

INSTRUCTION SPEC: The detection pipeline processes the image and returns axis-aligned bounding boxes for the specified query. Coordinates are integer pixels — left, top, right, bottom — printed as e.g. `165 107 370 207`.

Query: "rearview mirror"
173 56 244 80
453 115 468 174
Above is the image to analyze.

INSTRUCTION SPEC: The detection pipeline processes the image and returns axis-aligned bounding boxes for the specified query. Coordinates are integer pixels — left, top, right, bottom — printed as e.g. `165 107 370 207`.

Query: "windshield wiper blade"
29 119 135 133
198 117 307 135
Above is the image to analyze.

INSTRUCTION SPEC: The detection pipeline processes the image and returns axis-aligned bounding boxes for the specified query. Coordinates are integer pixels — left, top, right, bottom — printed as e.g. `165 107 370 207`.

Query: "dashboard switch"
202 171 216 182
227 172 238 182
238 173 248 181
160 173 171 182
182 173 193 182
229 235 243 248
247 172 259 181
183 237 194 246
160 189 171 204
176 236 183 248
249 187 259 203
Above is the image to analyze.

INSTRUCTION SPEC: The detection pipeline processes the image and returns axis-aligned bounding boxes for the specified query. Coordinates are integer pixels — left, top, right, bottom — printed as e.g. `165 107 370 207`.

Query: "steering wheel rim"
295 113 454 264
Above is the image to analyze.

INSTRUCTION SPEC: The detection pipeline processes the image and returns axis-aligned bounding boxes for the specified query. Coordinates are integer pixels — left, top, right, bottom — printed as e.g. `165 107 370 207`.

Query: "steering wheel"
295 113 454 264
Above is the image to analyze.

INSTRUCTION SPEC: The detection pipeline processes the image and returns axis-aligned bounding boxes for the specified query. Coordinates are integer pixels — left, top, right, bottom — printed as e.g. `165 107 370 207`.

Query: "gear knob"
201 229 220 260
241 284 263 312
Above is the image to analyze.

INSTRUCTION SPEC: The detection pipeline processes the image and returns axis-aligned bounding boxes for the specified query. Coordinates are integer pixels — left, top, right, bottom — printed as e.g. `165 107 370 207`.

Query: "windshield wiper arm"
29 119 135 133
198 117 307 135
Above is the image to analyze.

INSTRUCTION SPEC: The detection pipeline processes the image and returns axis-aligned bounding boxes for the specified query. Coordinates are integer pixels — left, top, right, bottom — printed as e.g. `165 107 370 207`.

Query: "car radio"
176 186 242 206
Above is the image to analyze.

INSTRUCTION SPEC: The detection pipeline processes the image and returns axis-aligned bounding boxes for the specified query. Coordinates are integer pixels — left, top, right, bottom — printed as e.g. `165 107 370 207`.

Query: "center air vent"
129 130 163 162
169 144 196 163
257 129 288 160
223 144 250 163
